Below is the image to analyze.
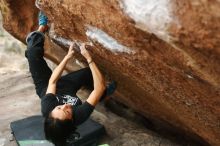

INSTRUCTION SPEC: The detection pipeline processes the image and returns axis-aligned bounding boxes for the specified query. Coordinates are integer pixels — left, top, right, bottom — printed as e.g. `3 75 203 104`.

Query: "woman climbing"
25 11 116 146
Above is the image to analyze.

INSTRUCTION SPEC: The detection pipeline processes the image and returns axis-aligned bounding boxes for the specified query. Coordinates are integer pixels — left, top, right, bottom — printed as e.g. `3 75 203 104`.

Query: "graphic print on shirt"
61 95 78 105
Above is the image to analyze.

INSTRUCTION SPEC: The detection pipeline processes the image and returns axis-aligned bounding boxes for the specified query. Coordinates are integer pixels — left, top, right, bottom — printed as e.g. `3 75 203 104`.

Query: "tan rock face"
1 0 219 145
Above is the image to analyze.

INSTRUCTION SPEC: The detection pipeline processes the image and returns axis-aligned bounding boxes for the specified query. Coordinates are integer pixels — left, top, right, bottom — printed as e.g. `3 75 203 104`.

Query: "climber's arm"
80 44 106 106
46 44 75 94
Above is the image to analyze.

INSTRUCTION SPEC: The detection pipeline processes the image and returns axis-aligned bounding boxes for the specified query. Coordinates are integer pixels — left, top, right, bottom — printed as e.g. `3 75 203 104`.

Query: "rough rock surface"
0 0 219 145
0 25 190 146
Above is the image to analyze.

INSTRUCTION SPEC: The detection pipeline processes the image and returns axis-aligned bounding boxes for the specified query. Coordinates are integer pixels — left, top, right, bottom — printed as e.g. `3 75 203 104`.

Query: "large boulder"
1 0 219 145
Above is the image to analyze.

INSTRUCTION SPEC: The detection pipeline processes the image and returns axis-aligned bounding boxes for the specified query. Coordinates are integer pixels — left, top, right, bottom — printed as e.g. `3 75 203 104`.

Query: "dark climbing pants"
25 31 93 98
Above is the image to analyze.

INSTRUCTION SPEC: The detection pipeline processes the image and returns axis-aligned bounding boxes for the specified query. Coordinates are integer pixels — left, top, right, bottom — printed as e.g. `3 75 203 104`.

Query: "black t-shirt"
41 93 94 126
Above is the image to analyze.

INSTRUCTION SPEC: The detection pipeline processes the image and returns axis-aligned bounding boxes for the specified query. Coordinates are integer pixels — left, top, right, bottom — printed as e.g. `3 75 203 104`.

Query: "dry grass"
0 0 9 20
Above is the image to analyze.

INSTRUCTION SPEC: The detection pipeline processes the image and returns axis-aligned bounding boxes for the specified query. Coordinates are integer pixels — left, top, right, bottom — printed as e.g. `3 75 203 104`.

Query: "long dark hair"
44 114 76 146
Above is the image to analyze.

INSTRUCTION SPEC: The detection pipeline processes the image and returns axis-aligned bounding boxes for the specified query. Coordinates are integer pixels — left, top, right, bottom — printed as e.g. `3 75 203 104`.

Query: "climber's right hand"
66 43 75 60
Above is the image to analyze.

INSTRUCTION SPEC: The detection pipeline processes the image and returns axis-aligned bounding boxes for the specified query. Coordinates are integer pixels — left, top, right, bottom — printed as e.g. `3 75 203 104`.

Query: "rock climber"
25 11 116 146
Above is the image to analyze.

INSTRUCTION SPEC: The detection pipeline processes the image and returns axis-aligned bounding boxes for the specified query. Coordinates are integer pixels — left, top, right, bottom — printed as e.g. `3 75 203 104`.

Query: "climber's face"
51 104 73 120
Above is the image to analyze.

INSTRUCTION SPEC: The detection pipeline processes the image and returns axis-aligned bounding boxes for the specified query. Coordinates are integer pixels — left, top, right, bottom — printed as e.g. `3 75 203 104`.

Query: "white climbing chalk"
86 25 135 54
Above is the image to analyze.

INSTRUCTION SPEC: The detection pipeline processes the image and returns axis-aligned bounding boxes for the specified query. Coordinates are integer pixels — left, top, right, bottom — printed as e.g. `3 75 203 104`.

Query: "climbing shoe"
106 81 117 97
100 81 117 102
38 11 48 26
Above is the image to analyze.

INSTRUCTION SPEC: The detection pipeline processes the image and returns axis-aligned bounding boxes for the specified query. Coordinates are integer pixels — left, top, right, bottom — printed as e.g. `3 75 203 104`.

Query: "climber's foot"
39 11 48 26
106 81 117 97
38 11 48 32
100 81 117 102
